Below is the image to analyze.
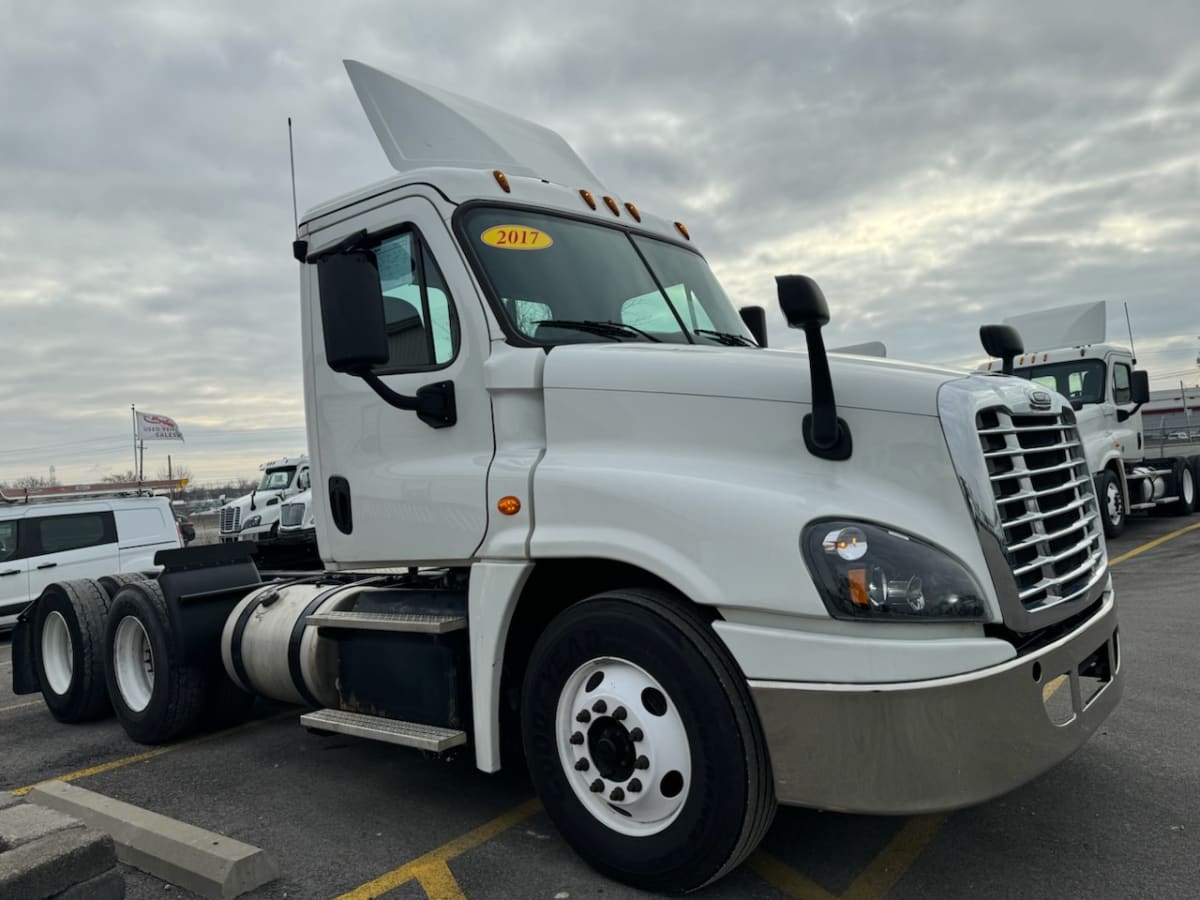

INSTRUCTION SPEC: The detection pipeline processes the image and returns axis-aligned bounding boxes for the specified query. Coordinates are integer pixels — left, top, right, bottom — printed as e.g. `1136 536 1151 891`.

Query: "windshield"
1012 360 1107 406
258 467 296 491
461 207 754 346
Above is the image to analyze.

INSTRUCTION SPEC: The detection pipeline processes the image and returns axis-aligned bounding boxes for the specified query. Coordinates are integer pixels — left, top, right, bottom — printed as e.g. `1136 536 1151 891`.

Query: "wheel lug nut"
592 700 607 714
630 727 643 741
635 755 649 770
613 706 627 721
610 787 625 801
569 731 584 745
574 758 590 771
590 779 604 793
576 710 591 724
628 778 642 793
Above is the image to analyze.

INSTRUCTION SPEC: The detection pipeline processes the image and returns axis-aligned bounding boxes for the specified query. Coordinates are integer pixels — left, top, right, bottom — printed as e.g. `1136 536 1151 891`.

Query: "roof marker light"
674 221 690 240
603 196 620 216
624 202 641 222
493 170 511 193
579 189 596 210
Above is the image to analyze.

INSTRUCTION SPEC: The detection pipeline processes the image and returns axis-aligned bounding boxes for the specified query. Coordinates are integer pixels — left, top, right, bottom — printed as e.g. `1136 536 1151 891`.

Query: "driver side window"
1113 364 1132 404
374 230 460 372
0 520 17 561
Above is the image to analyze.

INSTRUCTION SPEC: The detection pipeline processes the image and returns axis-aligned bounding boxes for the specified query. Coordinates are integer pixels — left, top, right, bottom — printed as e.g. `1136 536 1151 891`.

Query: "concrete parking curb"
29 780 278 900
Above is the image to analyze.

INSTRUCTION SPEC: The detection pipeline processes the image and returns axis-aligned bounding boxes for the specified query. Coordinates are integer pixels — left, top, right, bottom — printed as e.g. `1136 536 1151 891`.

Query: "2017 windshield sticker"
481 225 554 250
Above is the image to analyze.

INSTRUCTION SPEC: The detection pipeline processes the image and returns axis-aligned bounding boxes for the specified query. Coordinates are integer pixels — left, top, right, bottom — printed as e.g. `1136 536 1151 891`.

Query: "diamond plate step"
300 709 467 751
306 610 466 633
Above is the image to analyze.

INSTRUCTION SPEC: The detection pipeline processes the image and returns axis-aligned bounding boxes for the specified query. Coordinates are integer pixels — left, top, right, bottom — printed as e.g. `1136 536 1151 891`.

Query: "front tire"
31 580 112 723
104 581 207 744
1096 470 1126 538
522 589 775 893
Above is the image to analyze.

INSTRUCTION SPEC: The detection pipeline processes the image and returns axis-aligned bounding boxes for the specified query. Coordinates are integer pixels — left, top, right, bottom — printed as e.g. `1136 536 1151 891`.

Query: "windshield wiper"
534 320 663 343
694 329 756 347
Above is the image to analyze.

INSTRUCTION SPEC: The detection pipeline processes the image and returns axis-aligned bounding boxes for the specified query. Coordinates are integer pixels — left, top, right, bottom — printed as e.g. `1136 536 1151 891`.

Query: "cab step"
300 709 467 751
306 609 466 633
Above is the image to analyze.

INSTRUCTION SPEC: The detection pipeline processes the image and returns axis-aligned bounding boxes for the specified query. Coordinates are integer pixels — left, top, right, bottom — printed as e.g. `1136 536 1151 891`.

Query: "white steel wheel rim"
1106 481 1122 523
1182 468 1195 506
113 616 155 713
41 611 74 696
555 657 692 837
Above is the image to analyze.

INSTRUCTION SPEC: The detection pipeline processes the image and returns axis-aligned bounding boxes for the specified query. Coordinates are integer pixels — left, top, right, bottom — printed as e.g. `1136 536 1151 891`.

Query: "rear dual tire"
31 580 112 723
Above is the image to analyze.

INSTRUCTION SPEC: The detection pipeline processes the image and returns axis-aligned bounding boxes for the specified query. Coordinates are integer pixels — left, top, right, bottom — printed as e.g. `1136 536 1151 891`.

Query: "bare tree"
3 474 59 489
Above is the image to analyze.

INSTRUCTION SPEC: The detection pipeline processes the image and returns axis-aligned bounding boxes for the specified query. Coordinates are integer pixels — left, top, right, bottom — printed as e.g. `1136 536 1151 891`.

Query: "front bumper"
750 591 1121 814
274 528 317 547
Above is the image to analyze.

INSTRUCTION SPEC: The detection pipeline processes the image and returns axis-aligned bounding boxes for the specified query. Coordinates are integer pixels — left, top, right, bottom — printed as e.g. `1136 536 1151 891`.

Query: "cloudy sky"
2 0 1198 487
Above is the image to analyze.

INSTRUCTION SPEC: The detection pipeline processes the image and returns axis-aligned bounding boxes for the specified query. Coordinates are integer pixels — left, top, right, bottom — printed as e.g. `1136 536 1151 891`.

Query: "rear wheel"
1168 459 1197 515
1096 470 1126 538
522 589 775 893
96 572 148 603
1190 457 1200 512
31 580 112 723
104 581 207 744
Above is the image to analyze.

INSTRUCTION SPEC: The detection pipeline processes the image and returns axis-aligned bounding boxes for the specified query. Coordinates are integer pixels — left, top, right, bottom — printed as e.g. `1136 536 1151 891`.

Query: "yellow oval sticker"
480 225 553 251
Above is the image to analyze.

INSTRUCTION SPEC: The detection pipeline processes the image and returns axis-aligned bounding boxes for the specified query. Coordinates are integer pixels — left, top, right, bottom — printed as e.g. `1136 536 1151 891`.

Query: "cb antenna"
288 117 307 262
1123 301 1137 365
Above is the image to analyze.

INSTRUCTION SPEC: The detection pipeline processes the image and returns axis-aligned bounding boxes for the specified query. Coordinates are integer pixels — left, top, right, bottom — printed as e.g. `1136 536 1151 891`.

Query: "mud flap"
10 606 40 694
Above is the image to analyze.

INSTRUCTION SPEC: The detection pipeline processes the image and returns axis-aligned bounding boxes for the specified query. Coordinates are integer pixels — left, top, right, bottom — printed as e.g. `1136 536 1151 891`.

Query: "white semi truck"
10 62 1123 892
978 305 1199 537
216 456 311 550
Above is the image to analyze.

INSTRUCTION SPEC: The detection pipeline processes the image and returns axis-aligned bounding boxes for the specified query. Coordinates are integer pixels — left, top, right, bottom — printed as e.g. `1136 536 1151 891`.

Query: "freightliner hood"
541 343 962 416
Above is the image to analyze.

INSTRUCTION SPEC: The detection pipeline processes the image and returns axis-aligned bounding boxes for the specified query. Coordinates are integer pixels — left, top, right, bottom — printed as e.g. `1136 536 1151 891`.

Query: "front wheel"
522 589 775 893
1096 470 1126 538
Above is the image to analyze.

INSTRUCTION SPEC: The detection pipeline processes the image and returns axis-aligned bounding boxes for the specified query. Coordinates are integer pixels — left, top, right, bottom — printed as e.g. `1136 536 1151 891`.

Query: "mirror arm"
357 371 457 429
1116 402 1144 423
800 324 853 461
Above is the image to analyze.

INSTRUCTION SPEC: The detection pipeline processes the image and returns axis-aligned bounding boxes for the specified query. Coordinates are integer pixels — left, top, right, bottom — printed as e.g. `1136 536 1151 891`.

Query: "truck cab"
217 456 310 546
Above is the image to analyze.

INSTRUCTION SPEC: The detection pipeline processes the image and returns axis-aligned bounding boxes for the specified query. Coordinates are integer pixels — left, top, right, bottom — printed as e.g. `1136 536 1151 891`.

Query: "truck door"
1110 358 1142 460
307 195 495 565
0 518 31 623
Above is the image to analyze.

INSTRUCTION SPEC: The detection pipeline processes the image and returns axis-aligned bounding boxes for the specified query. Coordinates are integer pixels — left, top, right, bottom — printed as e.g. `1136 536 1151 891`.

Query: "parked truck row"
10 61 1124 892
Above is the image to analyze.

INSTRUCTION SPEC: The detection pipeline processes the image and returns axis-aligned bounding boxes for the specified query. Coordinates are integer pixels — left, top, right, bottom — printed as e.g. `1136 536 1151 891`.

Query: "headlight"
242 515 262 530
802 520 986 622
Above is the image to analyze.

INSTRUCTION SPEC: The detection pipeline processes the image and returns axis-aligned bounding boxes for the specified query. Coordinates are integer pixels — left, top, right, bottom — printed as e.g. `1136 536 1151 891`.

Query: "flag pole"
131 404 137 478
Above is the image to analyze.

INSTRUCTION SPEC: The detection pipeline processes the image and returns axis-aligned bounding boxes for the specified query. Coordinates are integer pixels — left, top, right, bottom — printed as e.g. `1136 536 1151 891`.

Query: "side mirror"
979 324 1023 375
738 306 768 347
775 275 851 461
777 275 829 329
317 251 389 373
1130 370 1150 405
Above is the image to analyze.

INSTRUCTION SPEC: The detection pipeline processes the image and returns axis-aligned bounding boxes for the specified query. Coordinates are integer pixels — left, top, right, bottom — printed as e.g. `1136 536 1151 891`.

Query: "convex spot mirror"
777 275 829 329
317 250 388 373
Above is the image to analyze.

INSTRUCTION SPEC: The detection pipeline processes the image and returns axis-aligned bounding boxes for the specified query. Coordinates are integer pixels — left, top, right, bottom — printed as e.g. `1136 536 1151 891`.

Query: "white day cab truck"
977 303 1199 537
11 62 1123 892
216 456 311 561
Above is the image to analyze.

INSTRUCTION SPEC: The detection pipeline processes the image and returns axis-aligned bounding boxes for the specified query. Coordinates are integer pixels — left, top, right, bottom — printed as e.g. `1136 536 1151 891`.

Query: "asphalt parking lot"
3 515 1198 899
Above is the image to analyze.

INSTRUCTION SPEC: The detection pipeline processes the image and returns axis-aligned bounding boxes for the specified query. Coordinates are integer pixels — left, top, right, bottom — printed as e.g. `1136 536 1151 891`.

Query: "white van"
0 496 181 630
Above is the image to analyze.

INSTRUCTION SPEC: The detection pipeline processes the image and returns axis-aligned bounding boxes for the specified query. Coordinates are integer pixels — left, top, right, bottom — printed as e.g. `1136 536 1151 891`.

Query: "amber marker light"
849 568 869 607
624 202 641 222
579 189 597 209
493 170 511 193
497 496 522 516
674 221 690 240
603 195 620 216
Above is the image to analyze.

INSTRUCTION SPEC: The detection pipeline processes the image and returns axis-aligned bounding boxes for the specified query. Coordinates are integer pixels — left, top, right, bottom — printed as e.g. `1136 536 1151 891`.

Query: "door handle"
36 562 58 570
1 569 20 576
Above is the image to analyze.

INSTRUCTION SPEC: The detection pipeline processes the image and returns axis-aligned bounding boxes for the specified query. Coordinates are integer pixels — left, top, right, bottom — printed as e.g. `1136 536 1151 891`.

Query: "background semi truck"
216 456 310 558
10 62 1122 892
979 303 1199 536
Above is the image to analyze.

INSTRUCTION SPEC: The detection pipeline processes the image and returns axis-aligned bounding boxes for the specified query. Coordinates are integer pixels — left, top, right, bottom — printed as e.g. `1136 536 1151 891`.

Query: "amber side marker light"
674 221 690 240
493 170 511 193
624 202 641 222
579 189 597 210
603 196 620 216
497 496 522 516
849 568 869 607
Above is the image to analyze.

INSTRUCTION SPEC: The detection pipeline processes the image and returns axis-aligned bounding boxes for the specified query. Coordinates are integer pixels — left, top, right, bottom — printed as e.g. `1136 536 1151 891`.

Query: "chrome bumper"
750 593 1121 814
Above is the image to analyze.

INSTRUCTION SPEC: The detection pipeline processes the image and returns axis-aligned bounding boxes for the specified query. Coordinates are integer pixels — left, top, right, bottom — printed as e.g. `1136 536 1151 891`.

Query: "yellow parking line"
336 798 542 900
747 849 837 900
840 815 947 900
1108 521 1200 568
10 712 291 797
0 699 44 714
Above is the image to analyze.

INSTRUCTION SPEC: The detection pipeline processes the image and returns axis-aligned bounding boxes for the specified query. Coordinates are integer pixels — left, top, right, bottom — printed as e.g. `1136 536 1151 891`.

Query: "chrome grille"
220 506 241 534
976 409 1105 611
280 503 305 527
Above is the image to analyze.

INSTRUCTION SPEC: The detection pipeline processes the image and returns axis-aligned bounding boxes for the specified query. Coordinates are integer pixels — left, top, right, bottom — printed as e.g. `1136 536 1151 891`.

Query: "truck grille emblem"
1029 389 1052 410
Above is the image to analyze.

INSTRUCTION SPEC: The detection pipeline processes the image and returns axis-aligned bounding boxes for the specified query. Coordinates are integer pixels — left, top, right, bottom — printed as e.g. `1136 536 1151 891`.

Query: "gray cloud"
1 0 1198 484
